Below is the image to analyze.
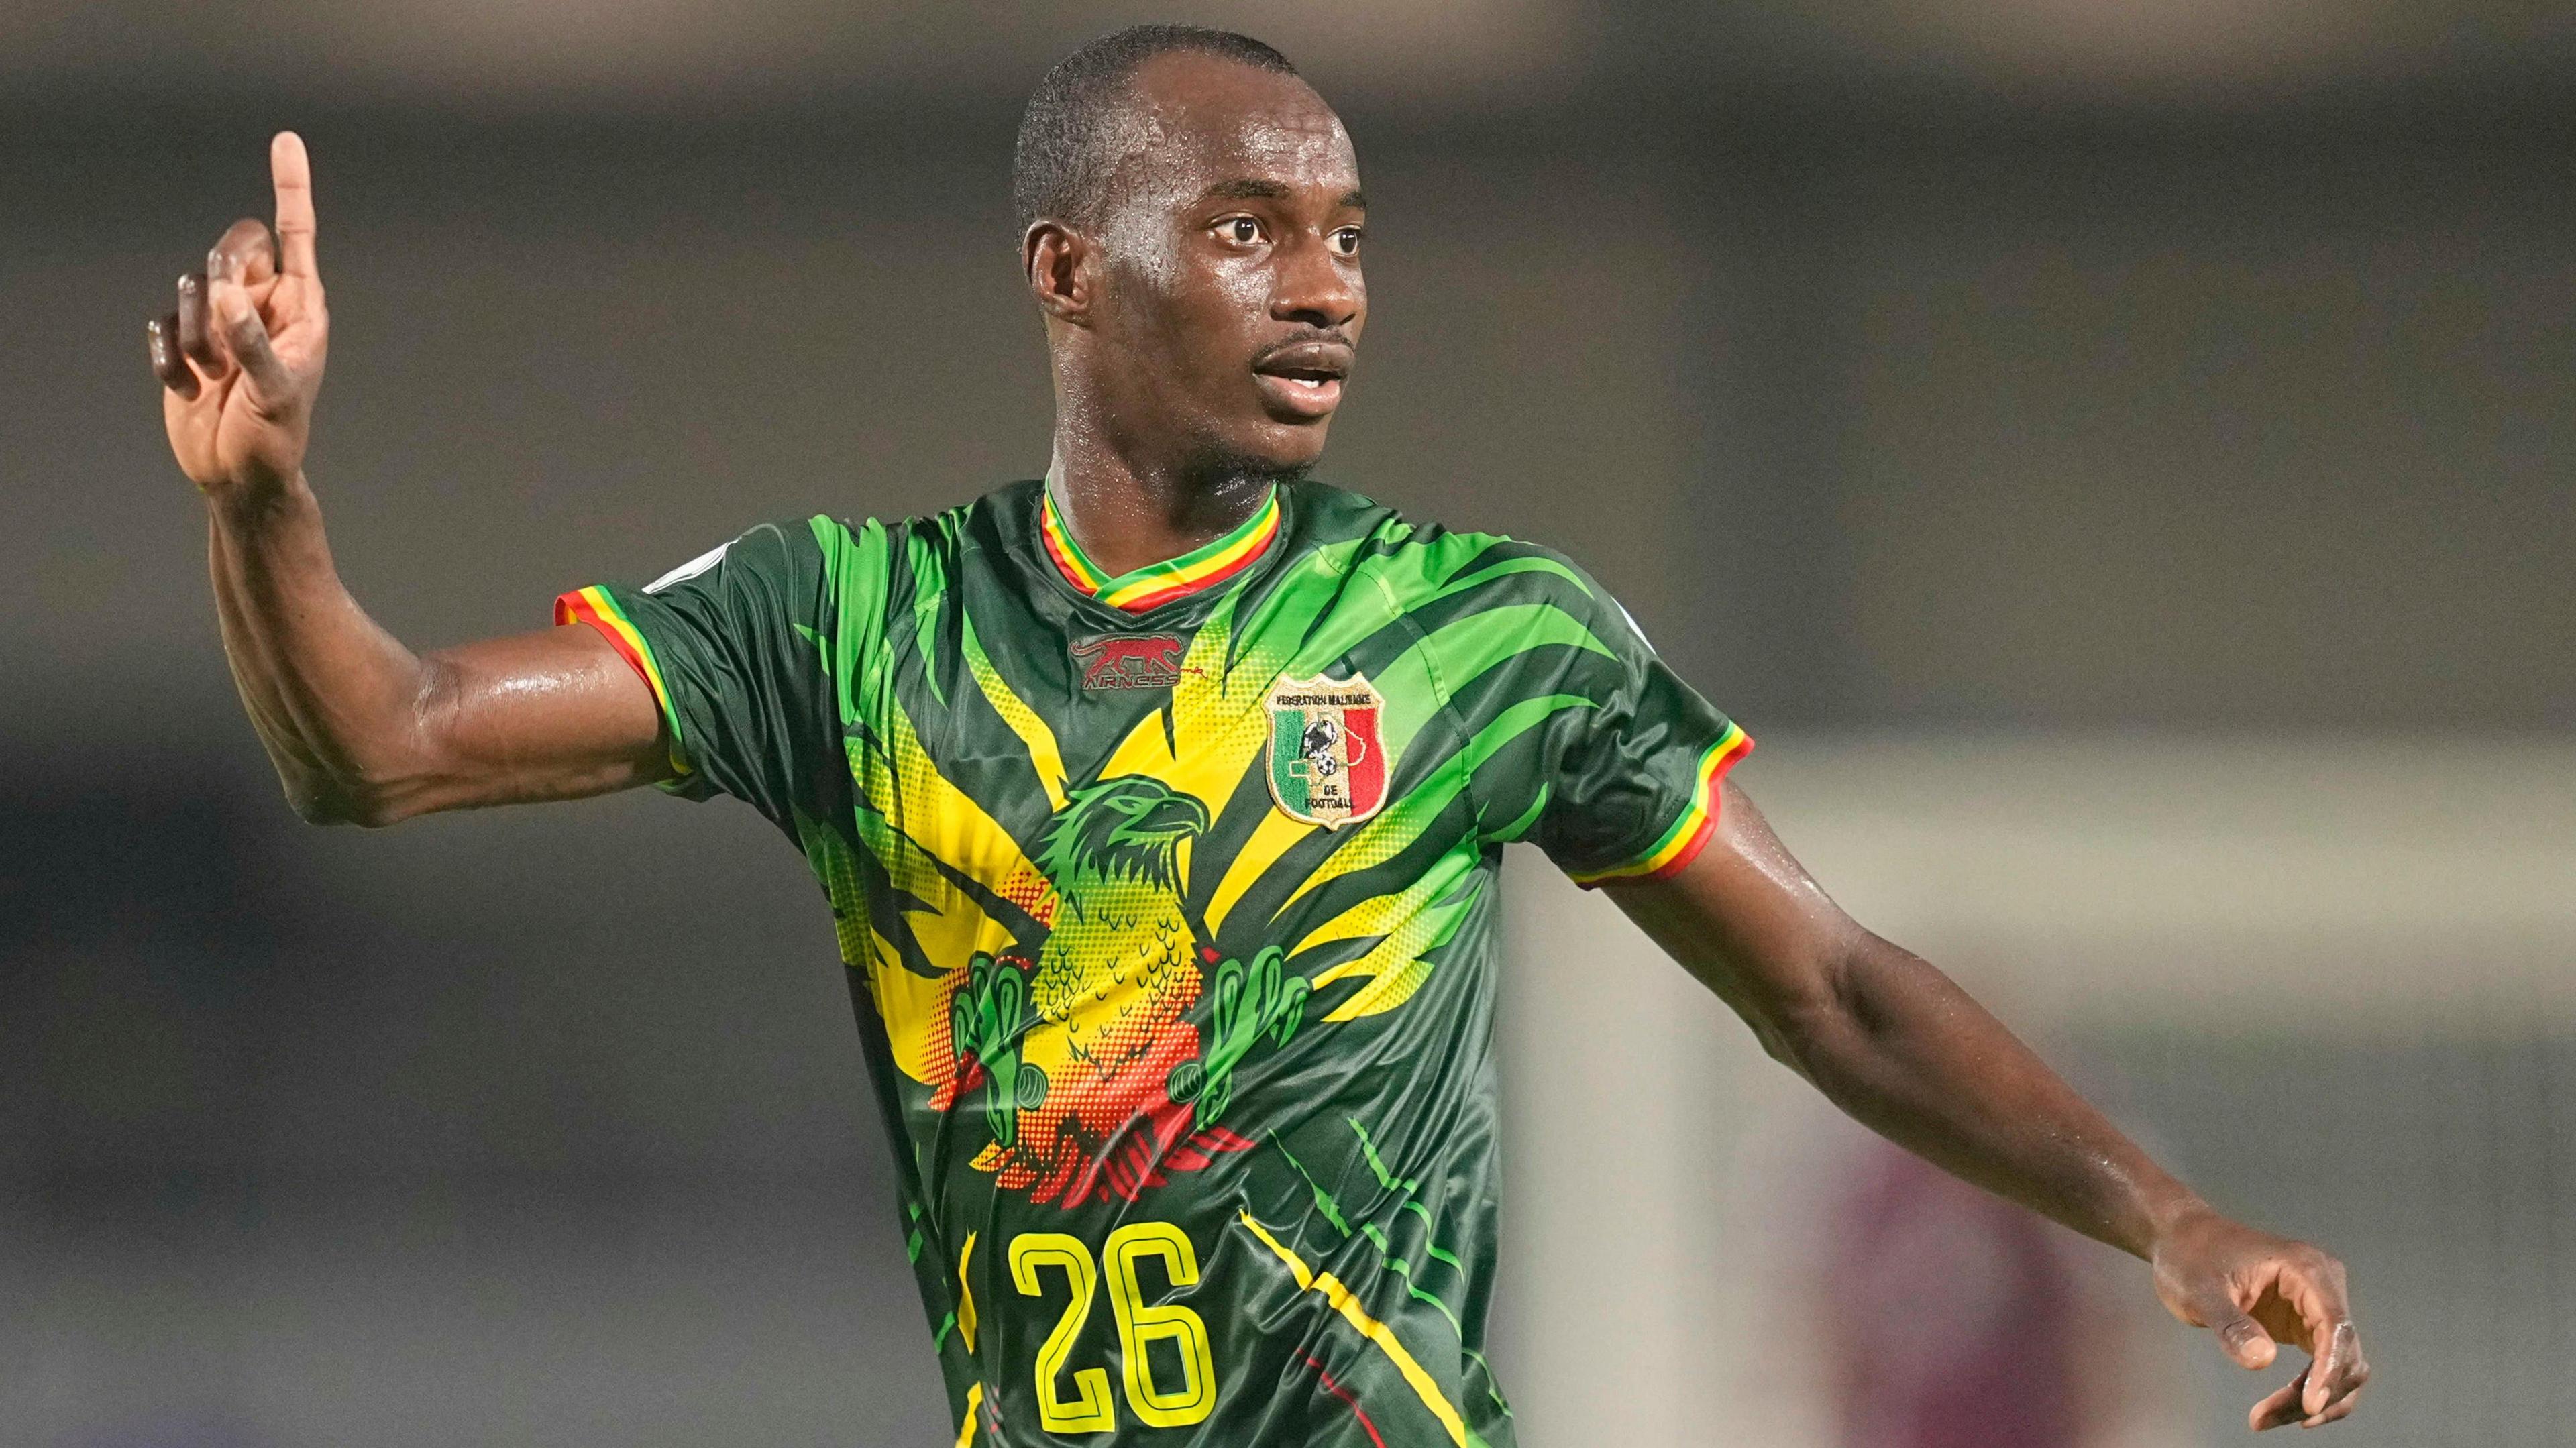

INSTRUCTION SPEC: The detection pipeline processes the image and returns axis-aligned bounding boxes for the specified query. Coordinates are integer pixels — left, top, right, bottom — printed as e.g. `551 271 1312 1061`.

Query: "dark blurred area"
3 4 2570 1444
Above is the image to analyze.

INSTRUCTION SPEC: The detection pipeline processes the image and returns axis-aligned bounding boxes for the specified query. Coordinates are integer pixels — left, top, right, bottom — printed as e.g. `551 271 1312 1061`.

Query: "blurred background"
3 3 2571 1445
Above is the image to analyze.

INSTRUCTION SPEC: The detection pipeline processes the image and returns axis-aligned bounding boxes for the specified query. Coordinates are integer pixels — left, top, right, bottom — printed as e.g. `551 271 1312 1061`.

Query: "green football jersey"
556 478 1749 1447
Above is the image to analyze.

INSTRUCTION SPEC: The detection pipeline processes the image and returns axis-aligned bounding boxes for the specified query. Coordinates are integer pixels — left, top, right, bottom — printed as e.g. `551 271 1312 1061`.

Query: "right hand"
146 131 329 502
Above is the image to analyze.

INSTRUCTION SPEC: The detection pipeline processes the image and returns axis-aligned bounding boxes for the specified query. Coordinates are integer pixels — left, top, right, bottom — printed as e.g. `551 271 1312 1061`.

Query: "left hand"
2152 1206 2370 1430
147 131 329 503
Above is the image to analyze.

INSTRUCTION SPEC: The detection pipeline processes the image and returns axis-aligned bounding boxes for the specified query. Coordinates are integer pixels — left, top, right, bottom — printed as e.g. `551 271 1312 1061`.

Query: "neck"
1044 431 1285 579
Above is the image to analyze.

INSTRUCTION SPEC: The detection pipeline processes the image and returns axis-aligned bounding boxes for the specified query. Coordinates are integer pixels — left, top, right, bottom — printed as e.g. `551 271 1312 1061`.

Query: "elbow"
1754 940 1882 1080
283 782 374 828
282 774 419 829
1754 996 1842 1084
276 702 449 829
283 783 345 826
1772 933 1945 1084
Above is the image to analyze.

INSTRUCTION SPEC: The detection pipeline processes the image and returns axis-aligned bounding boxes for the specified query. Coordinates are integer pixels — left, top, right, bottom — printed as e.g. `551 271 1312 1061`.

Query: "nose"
1270 231 1361 331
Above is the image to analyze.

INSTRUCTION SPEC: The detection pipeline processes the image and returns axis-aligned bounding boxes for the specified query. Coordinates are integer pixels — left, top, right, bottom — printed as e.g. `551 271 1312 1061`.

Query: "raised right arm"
146 133 668 826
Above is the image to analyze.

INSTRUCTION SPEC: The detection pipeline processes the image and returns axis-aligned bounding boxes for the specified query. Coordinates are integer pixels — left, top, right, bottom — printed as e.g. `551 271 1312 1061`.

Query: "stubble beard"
1174 438 1314 509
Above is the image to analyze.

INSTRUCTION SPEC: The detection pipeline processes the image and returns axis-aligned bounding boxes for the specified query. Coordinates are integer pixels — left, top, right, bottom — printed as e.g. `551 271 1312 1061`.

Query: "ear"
1025 221 1094 325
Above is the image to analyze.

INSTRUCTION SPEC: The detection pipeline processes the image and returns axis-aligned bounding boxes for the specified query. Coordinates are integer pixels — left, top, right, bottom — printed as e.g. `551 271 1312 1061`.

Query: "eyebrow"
1202 179 1291 202
1197 179 1368 211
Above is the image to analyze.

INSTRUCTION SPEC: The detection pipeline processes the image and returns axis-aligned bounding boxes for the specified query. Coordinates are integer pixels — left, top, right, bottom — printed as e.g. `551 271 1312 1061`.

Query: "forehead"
1106 51 1358 204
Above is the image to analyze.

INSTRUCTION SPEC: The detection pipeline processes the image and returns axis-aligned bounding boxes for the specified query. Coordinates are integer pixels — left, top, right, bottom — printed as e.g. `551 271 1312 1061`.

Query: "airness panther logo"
1070 632 1187 690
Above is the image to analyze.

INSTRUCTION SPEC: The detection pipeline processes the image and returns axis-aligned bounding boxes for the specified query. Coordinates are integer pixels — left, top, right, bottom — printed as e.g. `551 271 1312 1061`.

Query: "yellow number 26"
1006 1223 1216 1433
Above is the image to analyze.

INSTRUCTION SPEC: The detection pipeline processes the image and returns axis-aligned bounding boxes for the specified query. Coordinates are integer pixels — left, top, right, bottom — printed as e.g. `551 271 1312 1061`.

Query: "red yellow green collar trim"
1039 484 1282 612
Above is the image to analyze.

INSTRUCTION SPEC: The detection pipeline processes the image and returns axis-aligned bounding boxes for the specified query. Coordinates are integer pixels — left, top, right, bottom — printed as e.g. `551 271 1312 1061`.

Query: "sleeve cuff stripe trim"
1568 722 1753 887
555 586 694 777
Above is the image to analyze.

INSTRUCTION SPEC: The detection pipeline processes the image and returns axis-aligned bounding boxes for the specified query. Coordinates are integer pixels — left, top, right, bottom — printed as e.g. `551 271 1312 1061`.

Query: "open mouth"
1255 371 1343 416
1252 338 1354 420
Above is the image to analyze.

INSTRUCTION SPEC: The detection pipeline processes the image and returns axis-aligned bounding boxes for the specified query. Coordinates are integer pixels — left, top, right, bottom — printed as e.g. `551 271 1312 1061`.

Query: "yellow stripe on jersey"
962 612 1069 811
956 1232 979 1354
1095 600 1279 828
1238 1211 1478 1447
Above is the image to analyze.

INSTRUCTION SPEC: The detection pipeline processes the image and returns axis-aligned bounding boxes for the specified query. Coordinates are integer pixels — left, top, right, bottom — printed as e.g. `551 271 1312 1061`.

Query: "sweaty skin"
1609 786 2369 1429
148 61 2367 1433
1029 51 1366 576
146 133 665 826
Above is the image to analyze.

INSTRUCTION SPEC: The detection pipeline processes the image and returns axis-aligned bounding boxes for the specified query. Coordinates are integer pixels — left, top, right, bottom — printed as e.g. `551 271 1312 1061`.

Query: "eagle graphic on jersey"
558 479 1750 1447
947 776 1310 1207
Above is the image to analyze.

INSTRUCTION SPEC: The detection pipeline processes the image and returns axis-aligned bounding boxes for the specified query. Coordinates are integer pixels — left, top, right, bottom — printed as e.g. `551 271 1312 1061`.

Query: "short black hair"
1012 25 1299 233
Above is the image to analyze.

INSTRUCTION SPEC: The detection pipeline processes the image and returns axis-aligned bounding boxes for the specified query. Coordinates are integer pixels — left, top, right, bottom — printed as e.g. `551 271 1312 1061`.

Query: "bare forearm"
1611 783 2206 1258
207 474 438 822
1617 781 2371 1427
203 477 667 824
155 140 665 826
1778 932 2204 1258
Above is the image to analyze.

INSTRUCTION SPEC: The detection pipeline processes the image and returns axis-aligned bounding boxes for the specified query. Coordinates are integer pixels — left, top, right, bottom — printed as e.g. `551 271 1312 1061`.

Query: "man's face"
1073 53 1366 476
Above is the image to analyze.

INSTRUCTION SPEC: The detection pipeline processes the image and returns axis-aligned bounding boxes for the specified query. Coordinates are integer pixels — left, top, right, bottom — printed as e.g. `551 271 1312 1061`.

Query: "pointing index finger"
271 131 319 279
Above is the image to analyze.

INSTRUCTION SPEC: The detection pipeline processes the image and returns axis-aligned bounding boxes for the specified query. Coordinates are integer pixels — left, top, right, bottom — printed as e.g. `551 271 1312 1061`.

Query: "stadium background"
3 3 2569 1444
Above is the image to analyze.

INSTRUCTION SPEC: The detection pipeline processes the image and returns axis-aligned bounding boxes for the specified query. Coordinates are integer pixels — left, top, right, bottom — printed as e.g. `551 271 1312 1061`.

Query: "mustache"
1251 328 1356 365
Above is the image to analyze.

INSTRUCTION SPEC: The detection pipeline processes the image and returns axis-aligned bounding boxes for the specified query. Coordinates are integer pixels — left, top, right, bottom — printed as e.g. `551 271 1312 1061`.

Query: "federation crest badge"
1265 674 1389 829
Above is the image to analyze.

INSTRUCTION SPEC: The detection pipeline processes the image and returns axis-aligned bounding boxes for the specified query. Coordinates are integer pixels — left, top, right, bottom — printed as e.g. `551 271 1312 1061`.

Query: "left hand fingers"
2251 1366 2308 1431
2257 1253 2370 1427
176 271 223 374
209 216 276 290
147 311 200 398
270 131 322 280
2298 1318 2370 1425
2279 1255 2365 1420
2257 1368 2369 1431
205 218 283 347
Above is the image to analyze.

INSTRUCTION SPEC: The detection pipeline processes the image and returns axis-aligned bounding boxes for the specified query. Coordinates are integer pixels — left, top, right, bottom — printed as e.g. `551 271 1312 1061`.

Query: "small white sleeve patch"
644 540 732 594
1614 598 1659 655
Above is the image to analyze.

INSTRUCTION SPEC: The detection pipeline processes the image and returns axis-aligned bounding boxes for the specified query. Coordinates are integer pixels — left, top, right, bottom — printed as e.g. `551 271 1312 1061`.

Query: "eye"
1329 227 1364 257
1219 217 1263 245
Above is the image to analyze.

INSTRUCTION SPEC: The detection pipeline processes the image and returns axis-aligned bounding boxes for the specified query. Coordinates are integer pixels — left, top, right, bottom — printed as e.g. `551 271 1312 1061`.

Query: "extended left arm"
1606 779 2370 1432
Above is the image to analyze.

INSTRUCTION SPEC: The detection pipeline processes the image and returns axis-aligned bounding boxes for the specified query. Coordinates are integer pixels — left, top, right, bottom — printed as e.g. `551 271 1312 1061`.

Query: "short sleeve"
553 516 849 834
1510 572 1752 887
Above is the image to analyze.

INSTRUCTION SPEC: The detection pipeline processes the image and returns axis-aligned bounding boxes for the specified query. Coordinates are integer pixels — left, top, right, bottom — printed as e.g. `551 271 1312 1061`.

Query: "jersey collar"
1039 484 1283 612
